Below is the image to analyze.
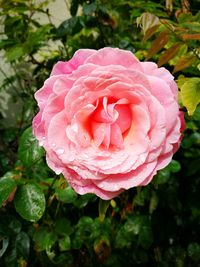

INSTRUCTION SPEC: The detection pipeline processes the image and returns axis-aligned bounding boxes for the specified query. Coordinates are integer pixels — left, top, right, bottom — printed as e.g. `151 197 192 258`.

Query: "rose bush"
32 47 184 200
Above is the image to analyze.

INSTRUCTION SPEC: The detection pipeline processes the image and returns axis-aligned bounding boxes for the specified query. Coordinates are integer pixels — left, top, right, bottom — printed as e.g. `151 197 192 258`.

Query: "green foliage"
0 0 200 266
14 183 46 222
180 77 200 115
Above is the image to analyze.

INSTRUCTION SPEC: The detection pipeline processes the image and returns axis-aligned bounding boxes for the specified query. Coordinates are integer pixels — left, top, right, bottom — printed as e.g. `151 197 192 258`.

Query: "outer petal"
51 49 96 76
85 47 142 71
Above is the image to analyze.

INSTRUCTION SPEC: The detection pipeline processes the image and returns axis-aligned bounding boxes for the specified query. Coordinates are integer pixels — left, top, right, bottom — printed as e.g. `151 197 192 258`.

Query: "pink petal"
94 161 157 191
51 49 96 76
85 47 142 70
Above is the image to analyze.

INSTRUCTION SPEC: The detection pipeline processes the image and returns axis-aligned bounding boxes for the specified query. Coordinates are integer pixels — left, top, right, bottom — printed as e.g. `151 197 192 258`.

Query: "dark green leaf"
70 0 79 16
18 127 44 168
58 236 71 251
55 218 73 236
167 160 181 173
0 173 16 207
55 186 77 203
14 184 46 222
16 232 30 259
0 237 9 257
33 226 57 252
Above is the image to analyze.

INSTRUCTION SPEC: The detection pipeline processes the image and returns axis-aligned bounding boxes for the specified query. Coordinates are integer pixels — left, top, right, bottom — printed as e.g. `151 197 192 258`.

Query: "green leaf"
56 17 81 37
14 184 46 222
33 226 57 252
18 127 44 168
138 225 153 248
55 186 77 203
167 160 181 173
83 2 97 16
149 191 158 214
180 78 200 115
0 237 9 257
6 46 24 61
16 232 30 259
55 218 73 236
70 0 79 16
154 168 170 185
0 173 16 207
98 199 110 222
58 236 71 251
188 243 200 261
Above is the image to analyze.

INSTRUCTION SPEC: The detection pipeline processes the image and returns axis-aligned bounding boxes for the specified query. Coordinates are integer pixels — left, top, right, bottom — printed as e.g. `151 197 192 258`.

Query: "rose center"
89 97 132 149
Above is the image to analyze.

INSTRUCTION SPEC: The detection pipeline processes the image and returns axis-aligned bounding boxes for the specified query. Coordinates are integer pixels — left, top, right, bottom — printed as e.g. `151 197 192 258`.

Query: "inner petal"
115 104 132 133
92 97 118 123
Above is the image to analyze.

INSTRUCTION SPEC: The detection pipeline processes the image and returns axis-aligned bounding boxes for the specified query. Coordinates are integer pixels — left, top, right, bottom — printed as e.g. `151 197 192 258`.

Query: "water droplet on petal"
56 148 65 155
52 143 56 147
55 169 62 175
99 184 104 189
68 155 75 161
73 166 79 172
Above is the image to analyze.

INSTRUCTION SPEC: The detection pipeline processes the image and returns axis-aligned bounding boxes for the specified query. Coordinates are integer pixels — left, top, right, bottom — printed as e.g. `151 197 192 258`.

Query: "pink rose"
32 47 184 200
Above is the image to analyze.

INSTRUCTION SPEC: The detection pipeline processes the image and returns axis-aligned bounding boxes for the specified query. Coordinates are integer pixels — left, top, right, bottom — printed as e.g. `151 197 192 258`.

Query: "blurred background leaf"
0 0 200 266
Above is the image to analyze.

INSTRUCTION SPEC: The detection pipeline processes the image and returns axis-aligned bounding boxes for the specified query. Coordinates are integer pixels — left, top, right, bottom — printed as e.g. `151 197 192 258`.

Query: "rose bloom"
32 47 184 200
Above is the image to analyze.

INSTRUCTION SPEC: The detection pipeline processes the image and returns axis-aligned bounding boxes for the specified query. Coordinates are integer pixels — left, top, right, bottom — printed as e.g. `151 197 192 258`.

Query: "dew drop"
52 143 56 147
68 155 75 162
73 166 79 172
55 169 62 175
56 148 65 155
99 183 105 189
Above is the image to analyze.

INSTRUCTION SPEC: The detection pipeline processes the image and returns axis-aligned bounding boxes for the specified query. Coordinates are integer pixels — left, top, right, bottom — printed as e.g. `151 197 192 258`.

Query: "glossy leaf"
14 184 46 222
180 77 200 115
18 127 44 168
0 173 16 207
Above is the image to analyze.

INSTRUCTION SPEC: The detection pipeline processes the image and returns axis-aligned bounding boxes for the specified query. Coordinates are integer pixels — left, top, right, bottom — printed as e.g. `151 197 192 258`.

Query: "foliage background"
0 0 200 266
